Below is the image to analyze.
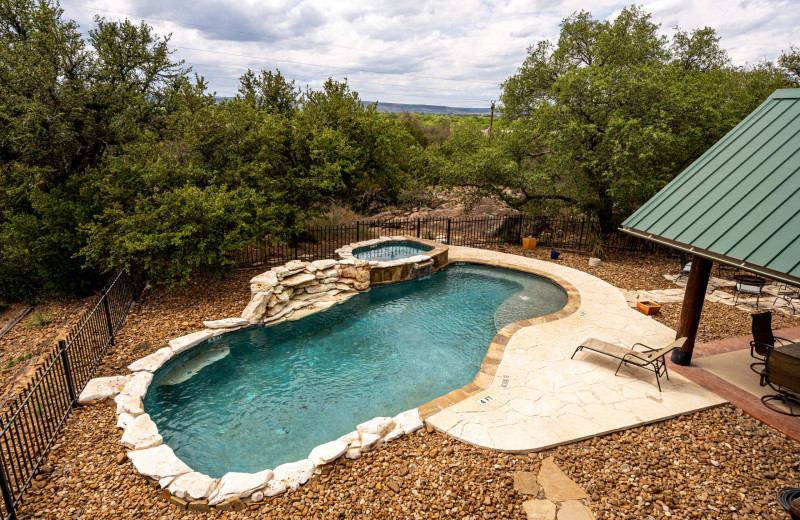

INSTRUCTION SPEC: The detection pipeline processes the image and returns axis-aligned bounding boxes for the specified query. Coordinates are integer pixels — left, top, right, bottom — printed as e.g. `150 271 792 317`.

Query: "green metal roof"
621 88 800 286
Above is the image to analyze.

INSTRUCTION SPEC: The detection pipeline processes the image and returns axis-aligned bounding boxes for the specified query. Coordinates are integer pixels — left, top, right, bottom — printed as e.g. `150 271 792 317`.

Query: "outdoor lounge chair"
571 337 687 392
759 344 800 417
749 311 791 373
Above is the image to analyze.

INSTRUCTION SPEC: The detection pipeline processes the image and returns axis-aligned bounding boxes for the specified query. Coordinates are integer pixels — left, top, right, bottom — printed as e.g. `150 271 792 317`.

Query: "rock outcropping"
242 258 372 325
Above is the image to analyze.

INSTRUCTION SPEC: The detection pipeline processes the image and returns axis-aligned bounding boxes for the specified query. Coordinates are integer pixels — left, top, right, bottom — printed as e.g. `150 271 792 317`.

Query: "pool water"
144 264 567 477
352 240 433 262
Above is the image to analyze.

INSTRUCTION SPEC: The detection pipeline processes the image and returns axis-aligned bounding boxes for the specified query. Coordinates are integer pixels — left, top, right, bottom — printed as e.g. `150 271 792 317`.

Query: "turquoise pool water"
144 264 567 477
352 240 433 262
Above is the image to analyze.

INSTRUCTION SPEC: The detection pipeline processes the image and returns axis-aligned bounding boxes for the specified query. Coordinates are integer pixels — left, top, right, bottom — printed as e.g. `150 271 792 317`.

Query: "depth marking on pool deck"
500 375 510 388
477 395 495 406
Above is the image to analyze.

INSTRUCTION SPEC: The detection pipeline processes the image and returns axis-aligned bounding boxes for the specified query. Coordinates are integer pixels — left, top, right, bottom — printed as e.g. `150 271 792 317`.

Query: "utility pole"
489 101 495 140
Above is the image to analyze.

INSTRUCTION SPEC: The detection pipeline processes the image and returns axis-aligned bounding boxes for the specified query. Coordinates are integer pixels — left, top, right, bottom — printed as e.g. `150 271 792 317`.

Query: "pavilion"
621 88 800 366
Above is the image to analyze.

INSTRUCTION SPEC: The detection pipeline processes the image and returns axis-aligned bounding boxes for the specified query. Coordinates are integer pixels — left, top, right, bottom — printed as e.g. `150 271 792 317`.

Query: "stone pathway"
514 457 594 520
427 247 725 452
621 275 799 315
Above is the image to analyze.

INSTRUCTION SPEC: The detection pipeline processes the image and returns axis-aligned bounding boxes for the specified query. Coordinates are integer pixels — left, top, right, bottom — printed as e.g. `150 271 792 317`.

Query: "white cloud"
59 0 799 107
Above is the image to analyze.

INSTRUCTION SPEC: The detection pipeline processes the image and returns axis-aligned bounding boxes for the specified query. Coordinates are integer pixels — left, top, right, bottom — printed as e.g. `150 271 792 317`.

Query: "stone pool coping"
416 258 581 420
336 235 448 285
425 246 727 453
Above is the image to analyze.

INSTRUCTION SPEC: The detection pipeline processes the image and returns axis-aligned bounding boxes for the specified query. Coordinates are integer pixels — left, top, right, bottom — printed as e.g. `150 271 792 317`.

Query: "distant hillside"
363 101 491 115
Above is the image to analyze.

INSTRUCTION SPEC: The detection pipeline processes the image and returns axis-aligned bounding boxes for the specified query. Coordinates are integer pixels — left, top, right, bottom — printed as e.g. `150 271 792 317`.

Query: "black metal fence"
232 215 661 268
0 271 142 520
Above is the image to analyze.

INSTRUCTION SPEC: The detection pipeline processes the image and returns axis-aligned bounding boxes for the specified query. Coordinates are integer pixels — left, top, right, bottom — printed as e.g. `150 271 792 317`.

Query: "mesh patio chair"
733 274 766 309
774 284 800 315
676 252 692 281
749 311 792 374
759 346 800 417
571 337 687 392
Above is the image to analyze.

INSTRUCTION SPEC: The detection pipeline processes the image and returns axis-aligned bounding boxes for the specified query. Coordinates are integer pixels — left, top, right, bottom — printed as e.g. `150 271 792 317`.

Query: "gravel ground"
652 301 799 344
19 403 798 520
10 249 800 519
0 296 93 405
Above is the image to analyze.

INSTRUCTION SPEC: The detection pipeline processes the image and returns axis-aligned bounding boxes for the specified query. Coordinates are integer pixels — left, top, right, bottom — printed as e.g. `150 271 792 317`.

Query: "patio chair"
774 283 800 315
571 337 687 392
759 346 800 417
733 274 766 309
749 311 791 373
676 252 691 281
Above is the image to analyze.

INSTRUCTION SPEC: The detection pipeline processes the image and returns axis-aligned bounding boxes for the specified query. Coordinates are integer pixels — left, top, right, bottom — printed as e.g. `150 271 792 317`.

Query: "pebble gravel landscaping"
8 248 800 519
19 403 799 519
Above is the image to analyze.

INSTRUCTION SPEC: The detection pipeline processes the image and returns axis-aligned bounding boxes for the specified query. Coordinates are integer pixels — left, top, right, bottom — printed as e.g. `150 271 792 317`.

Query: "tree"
238 69 299 114
492 7 789 231
779 45 800 86
0 0 187 300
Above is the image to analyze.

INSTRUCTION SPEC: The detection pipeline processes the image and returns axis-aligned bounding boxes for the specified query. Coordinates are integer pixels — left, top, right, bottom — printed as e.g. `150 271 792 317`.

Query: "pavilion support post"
671 255 713 366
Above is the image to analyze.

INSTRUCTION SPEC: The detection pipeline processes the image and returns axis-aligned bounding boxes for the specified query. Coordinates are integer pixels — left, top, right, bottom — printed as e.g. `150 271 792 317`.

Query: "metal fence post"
416 218 421 238
356 221 360 242
446 218 451 245
516 215 524 244
0 454 17 520
578 219 586 250
102 291 114 346
58 340 76 404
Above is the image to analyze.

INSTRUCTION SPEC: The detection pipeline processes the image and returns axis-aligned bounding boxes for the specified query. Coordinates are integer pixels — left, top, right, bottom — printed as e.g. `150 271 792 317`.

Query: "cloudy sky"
59 0 799 108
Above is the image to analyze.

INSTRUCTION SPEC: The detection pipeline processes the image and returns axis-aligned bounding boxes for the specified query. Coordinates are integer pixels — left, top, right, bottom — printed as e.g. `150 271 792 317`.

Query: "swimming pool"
143 263 567 477
352 240 433 262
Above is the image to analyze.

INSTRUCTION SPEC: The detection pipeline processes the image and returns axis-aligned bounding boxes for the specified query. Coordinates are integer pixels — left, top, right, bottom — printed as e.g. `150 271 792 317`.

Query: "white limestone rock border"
77 254 428 510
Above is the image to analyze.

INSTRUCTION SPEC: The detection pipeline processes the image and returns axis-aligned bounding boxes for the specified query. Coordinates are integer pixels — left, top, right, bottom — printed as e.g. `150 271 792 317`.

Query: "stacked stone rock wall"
241 258 372 325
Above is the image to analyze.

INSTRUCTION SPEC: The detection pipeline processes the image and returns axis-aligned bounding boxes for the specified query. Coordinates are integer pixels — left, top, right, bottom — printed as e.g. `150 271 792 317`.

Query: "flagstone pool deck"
424 246 726 452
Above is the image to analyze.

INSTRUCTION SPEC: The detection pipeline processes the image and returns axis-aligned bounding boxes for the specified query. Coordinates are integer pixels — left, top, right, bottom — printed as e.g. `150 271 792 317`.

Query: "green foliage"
3 353 33 370
0 1 418 299
779 45 800 86
25 311 52 328
420 6 792 232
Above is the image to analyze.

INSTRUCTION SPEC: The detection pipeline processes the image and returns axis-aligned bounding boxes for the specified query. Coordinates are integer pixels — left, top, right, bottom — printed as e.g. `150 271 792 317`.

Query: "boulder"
127 445 192 481
345 448 362 460
202 318 250 329
208 470 273 505
114 394 144 416
305 283 336 294
308 441 348 466
250 270 278 288
354 282 369 291
120 414 162 450
273 459 315 490
285 260 308 271
383 425 405 442
357 417 395 437
121 371 154 399
169 330 214 355
78 375 129 404
394 409 424 435
241 291 272 324
312 259 339 270
128 348 173 373
168 472 219 501
360 432 382 452
116 412 135 429
281 272 316 287
337 431 359 444
263 479 288 497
